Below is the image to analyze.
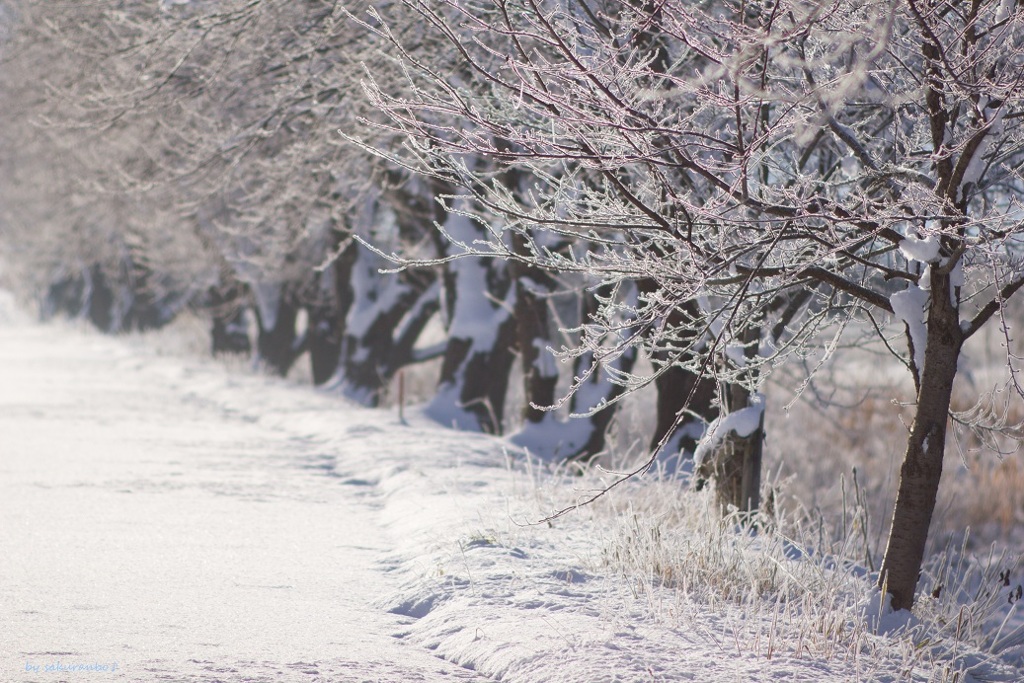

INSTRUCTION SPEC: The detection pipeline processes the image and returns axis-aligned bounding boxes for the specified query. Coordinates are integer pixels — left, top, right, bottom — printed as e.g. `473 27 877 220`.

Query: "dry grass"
760 340 1024 559
939 451 1024 547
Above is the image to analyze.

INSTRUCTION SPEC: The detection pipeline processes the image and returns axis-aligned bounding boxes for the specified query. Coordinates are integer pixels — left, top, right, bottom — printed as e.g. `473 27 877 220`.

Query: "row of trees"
2 0 1023 611
0 0 714 459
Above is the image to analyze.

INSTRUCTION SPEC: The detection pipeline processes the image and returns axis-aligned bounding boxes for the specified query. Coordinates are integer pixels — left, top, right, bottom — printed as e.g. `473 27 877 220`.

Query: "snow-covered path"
0 316 489 681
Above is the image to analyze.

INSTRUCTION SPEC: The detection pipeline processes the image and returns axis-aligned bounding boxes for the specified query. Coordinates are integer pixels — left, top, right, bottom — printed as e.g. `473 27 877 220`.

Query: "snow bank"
509 413 592 460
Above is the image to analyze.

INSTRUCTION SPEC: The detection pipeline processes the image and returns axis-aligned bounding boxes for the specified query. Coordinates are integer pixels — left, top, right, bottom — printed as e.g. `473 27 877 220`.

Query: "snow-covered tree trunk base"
651 363 719 474
509 237 559 425
698 427 763 515
211 309 251 356
335 279 438 407
563 405 622 463
428 317 517 434
695 391 765 516
429 220 517 434
567 347 638 462
509 346 637 462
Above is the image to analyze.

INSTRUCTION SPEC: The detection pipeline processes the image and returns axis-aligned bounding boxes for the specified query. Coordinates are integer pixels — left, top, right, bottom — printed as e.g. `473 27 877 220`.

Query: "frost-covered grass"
510 455 1024 681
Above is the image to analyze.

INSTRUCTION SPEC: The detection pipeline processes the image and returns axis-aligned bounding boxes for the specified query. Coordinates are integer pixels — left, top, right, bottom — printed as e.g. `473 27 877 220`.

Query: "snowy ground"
2 291 1023 682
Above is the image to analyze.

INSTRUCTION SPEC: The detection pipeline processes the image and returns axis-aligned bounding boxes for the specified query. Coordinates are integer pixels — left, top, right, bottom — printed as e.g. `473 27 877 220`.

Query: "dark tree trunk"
508 282 636 460
509 238 559 424
636 287 720 473
429 253 517 434
84 266 115 332
211 310 251 355
492 148 561 426
43 269 88 321
307 236 358 385
559 284 639 460
120 256 177 332
208 277 252 355
333 179 446 403
425 206 518 434
652 362 720 468
42 265 119 331
49 254 181 334
337 245 438 405
254 285 304 377
433 312 518 434
880 271 963 611
308 302 342 385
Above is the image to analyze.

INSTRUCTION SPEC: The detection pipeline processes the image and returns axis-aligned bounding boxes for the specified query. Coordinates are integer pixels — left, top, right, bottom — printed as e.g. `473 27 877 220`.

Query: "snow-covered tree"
356 0 1024 610
0 0 211 331
1 0 546 419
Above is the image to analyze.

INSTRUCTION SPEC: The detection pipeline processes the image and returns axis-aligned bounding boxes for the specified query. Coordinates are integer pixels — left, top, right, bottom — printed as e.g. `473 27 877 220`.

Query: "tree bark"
337 249 438 406
254 284 304 377
433 313 517 434
425 201 518 434
711 319 765 514
638 288 720 473
879 271 963 611
86 265 116 332
120 255 178 332
700 380 764 516
429 253 517 434
651 360 719 464
307 300 343 385
307 236 357 385
509 240 559 424
332 179 447 402
43 267 89 322
208 274 251 356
